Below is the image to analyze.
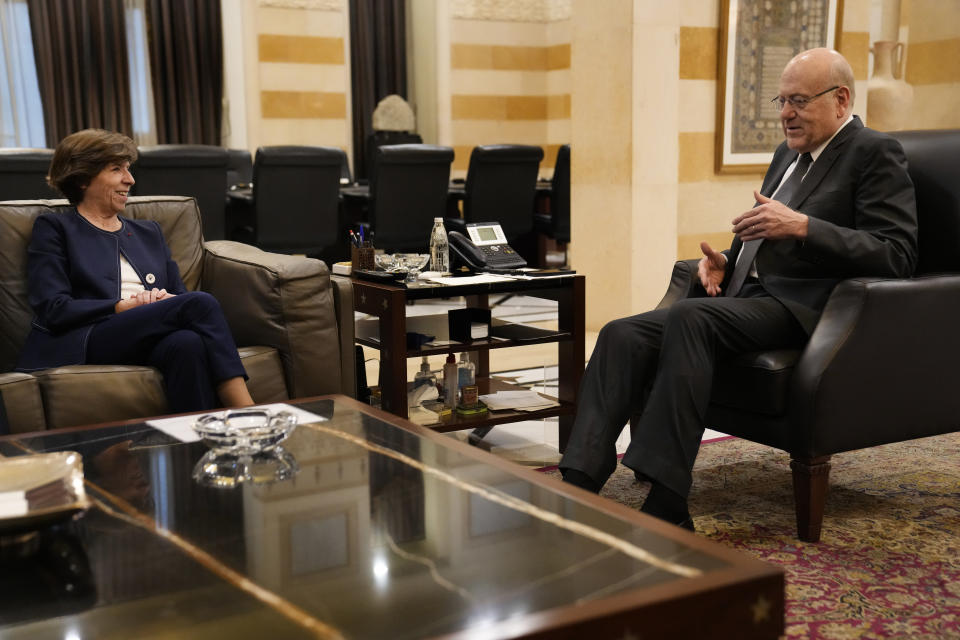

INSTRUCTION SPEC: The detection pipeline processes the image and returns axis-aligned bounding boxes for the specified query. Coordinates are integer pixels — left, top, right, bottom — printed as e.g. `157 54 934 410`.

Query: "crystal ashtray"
374 253 430 273
192 409 298 454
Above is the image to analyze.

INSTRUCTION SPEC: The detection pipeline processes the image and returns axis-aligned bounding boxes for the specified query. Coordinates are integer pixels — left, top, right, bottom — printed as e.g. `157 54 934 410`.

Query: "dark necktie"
726 152 813 297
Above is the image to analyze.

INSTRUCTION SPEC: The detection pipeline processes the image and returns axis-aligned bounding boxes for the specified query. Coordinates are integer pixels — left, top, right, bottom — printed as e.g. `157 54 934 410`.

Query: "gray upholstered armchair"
0 196 355 433
645 129 960 542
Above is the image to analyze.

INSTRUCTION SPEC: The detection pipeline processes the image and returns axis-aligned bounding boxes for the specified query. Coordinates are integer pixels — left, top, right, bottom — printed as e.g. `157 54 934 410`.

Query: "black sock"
640 481 690 524
561 468 601 493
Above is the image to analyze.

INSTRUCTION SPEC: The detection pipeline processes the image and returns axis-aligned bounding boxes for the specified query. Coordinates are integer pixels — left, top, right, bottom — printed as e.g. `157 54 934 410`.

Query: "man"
559 48 918 529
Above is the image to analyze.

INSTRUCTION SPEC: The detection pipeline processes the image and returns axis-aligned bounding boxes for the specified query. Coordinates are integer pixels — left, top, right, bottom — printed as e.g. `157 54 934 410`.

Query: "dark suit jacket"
16 210 187 371
722 117 918 334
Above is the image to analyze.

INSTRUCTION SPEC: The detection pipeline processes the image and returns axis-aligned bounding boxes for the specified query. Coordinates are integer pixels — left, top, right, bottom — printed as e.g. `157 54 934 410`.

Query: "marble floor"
358 294 726 470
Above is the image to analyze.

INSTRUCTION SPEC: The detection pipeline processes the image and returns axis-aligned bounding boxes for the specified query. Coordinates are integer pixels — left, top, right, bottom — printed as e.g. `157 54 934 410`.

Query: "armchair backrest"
0 196 205 372
132 145 229 240
889 130 960 275
252 146 342 255
369 144 454 253
464 144 544 242
0 148 57 200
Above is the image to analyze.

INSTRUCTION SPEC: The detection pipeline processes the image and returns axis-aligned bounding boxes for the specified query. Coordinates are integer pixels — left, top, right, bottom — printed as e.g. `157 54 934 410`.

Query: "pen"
359 226 365 244
349 230 359 247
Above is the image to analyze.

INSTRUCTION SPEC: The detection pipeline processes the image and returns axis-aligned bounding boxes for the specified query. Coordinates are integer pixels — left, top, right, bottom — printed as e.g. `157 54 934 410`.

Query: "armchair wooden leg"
789 455 832 543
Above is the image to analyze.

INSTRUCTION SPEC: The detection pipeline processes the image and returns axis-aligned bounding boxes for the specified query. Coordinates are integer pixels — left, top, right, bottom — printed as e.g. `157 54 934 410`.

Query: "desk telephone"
449 223 527 271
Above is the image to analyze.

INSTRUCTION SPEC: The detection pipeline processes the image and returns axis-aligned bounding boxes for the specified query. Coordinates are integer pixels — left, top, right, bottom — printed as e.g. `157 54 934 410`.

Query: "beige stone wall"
240 1 352 157
449 15 571 177
902 0 960 129
568 0 680 327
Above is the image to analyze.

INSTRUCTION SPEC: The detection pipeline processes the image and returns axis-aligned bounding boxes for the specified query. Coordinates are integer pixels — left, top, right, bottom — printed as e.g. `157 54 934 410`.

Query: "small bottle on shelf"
443 353 458 409
457 352 475 388
414 356 437 390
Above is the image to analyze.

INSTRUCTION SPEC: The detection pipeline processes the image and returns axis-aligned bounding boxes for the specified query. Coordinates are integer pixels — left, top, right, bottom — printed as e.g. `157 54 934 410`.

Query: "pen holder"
352 243 375 271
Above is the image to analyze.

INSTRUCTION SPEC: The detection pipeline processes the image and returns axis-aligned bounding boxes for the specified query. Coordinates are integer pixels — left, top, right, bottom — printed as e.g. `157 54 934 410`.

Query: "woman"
16 129 254 413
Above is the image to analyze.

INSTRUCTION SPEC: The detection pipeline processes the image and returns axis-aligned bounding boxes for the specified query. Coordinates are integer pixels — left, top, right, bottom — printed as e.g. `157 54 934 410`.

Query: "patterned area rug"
545 433 960 639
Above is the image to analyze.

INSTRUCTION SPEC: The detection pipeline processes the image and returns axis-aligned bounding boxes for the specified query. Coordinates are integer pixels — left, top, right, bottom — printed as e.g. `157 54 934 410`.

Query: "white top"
119 254 145 299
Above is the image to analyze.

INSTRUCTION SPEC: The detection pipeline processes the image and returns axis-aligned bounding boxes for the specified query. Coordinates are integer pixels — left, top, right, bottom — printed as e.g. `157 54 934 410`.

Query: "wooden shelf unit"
351 274 585 451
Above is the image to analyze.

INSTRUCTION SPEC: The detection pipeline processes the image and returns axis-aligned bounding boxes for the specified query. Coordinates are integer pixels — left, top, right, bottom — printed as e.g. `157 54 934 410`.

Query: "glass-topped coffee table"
0 396 782 639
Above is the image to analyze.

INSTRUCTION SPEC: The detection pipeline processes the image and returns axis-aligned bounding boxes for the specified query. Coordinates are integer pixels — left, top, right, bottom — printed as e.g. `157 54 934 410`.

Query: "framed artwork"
715 0 844 174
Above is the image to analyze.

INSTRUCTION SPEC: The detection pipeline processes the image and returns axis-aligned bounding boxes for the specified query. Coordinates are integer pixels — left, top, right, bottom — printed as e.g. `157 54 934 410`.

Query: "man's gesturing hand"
697 241 727 297
732 190 809 242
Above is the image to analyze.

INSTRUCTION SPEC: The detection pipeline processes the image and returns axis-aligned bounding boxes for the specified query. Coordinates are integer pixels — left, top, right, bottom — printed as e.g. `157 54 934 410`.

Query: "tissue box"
448 308 491 343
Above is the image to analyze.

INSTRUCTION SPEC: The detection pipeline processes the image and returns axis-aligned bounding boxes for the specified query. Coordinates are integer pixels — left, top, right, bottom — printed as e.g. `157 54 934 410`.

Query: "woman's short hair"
47 129 138 205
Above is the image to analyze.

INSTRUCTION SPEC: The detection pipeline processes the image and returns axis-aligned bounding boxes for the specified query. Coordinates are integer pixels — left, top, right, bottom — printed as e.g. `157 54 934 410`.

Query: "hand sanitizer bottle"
443 353 458 409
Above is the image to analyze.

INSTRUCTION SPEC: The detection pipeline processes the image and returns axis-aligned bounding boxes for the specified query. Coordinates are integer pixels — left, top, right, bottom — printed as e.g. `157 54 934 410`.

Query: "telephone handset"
448 222 527 271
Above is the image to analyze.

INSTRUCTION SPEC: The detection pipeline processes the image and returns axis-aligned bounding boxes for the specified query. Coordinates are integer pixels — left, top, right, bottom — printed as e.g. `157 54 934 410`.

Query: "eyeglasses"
770 86 840 111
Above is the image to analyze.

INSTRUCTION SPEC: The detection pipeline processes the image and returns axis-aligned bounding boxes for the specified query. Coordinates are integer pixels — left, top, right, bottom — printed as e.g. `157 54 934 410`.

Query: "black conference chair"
646 129 960 542
338 149 353 185
226 148 253 187
455 144 544 258
363 130 422 181
0 148 57 200
132 145 229 240
251 145 344 261
368 144 454 254
534 144 571 266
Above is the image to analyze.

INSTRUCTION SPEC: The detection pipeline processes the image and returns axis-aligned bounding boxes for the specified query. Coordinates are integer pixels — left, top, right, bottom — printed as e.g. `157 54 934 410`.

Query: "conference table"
0 396 783 638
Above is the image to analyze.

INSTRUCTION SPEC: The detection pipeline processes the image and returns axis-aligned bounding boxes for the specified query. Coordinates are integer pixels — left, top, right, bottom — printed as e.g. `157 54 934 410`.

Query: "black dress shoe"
560 468 601 493
676 516 695 532
640 481 694 531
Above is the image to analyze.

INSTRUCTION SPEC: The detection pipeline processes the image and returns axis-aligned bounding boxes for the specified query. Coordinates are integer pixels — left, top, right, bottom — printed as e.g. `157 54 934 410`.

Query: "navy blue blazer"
16 210 188 371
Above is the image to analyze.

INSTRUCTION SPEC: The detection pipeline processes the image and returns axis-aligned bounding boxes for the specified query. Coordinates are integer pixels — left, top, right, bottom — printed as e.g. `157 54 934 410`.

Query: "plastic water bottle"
430 217 449 273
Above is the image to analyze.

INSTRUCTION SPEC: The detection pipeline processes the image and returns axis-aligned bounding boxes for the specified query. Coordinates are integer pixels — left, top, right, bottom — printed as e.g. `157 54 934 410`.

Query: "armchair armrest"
656 259 707 309
0 372 45 434
790 274 960 455
201 241 350 399
331 275 356 398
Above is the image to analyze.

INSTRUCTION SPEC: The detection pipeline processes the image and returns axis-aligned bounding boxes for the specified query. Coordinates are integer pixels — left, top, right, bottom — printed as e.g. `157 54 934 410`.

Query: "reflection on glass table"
192 445 299 488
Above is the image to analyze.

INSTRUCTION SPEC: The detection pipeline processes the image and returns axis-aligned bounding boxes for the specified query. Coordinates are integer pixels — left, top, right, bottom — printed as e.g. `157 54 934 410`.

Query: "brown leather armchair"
0 196 356 433
647 129 960 542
